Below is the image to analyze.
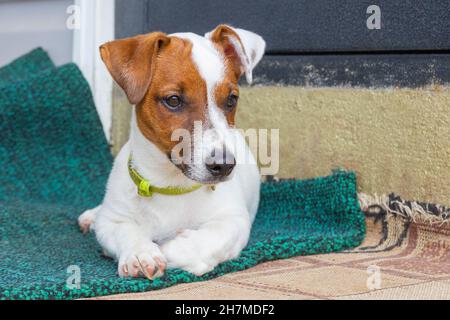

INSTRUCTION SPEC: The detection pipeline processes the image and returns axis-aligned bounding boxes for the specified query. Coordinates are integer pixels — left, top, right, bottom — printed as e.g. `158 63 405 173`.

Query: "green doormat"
0 48 54 86
0 49 365 300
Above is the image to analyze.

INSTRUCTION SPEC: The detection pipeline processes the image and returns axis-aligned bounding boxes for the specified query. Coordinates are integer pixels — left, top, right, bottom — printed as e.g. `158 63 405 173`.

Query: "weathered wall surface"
111 85 132 156
237 86 450 205
111 85 450 205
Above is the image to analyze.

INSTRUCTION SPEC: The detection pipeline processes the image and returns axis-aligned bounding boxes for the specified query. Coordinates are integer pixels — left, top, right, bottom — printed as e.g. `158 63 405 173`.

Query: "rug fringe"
358 192 450 226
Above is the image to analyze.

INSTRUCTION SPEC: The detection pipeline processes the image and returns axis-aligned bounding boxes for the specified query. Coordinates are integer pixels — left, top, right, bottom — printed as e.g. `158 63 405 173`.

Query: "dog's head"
100 25 265 184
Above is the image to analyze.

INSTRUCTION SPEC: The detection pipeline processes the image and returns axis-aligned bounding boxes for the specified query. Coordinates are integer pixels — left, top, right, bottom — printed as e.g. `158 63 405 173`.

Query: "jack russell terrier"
78 25 265 279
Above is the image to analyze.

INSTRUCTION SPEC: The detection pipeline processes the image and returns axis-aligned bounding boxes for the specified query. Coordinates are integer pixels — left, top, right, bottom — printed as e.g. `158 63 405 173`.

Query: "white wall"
72 0 115 139
0 0 74 66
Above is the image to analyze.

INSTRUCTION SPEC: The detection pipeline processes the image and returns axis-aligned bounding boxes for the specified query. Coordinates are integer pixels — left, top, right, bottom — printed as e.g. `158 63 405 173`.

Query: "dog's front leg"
94 212 166 279
161 211 251 276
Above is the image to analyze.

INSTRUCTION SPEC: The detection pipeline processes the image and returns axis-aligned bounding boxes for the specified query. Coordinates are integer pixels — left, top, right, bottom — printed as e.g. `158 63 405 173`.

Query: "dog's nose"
206 148 236 177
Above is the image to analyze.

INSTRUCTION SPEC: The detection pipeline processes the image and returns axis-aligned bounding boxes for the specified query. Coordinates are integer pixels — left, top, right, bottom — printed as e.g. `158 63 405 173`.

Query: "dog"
78 24 265 279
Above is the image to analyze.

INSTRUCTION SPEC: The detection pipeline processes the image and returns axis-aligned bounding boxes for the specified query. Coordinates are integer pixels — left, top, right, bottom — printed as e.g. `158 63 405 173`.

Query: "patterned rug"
91 195 450 300
0 49 365 300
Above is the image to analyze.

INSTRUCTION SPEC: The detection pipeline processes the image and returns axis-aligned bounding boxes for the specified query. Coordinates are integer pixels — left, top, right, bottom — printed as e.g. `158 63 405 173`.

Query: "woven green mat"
0 49 365 300
0 48 54 86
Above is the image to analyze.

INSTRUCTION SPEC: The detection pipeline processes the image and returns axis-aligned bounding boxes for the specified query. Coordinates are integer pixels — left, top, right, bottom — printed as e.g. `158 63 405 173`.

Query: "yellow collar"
128 154 213 197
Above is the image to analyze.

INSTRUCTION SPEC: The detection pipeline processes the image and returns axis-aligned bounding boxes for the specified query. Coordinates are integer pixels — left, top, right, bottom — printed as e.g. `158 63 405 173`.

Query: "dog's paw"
118 246 166 280
161 232 216 276
78 207 98 234
183 261 215 277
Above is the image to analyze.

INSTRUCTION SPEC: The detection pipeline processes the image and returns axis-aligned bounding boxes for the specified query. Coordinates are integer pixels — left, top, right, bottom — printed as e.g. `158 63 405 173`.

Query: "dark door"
116 0 450 87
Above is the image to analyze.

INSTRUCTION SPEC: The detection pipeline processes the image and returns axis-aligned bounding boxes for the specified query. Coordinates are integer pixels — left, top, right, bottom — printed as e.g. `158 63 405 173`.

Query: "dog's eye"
226 94 238 110
163 95 182 110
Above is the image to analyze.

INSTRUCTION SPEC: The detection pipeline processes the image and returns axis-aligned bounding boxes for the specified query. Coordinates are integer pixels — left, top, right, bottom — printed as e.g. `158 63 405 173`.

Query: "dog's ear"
206 25 265 84
99 32 170 105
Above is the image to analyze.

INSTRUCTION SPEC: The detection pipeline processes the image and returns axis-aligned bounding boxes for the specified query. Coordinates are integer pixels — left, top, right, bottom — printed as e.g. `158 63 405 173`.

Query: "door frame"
72 0 115 140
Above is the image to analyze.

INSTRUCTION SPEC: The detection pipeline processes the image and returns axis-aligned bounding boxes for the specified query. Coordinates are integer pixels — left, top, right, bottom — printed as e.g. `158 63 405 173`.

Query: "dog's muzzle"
205 147 236 178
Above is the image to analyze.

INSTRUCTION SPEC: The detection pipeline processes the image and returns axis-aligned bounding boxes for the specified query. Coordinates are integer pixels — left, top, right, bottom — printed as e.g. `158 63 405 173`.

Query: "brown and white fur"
78 25 265 278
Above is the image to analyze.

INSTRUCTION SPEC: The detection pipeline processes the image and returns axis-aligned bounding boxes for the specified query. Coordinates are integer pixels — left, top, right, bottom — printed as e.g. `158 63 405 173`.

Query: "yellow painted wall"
237 86 450 205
